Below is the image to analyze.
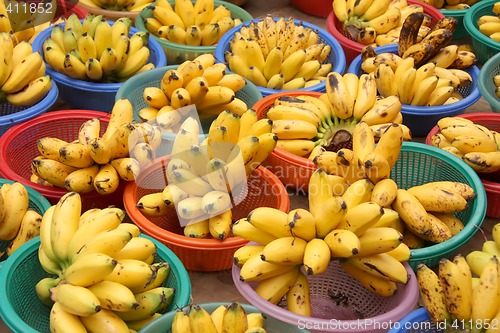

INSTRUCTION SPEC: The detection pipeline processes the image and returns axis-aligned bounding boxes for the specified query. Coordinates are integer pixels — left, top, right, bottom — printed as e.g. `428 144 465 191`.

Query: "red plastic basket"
290 0 332 18
425 112 500 218
253 91 321 194
123 155 290 272
326 0 445 65
0 110 127 211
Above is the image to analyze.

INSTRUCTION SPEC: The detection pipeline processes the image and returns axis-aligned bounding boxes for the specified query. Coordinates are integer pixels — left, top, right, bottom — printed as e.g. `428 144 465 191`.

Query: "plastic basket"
0 179 51 262
114 65 263 153
425 112 500 219
232 260 419 333
253 91 321 194
77 1 142 22
326 0 445 66
31 21 167 112
0 235 192 333
347 43 481 137
123 155 290 272
135 0 253 65
0 83 58 137
387 307 442 333
0 110 129 211
393 142 486 269
214 17 346 97
478 51 500 112
138 302 312 333
464 0 500 66
290 0 332 18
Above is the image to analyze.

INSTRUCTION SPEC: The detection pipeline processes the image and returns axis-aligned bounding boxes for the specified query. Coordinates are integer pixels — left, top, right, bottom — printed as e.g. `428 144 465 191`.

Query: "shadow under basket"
124 155 290 272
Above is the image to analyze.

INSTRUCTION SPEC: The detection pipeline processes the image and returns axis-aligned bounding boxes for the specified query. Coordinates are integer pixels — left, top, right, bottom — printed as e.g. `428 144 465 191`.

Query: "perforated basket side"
478 52 500 112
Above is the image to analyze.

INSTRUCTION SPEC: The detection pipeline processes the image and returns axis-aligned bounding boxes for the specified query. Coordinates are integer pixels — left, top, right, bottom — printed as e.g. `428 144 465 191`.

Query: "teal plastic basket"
392 142 486 270
135 0 253 65
115 65 263 154
478 51 500 112
0 179 51 263
464 0 500 65
138 302 311 333
0 235 192 333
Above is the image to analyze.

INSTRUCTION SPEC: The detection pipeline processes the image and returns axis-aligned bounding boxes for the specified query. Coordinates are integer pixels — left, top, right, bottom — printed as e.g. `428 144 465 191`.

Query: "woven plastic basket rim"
0 82 59 125
134 0 254 52
387 307 429 333
0 235 192 333
477 52 500 111
424 112 500 194
402 142 487 261
0 178 52 215
214 17 347 95
347 44 481 115
31 21 167 91
231 261 418 331
252 90 321 169
326 0 445 53
464 0 500 52
0 110 112 196
123 155 290 249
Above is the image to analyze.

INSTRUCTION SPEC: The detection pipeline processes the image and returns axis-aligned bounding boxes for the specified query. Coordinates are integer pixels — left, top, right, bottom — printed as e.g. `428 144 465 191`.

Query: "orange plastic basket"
0 110 126 211
425 112 500 219
253 91 321 194
123 155 290 272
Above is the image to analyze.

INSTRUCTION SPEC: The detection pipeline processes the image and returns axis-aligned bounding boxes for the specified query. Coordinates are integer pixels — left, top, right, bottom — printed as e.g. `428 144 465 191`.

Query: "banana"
374 63 397 98
397 66 417 105
303 238 331 275
5 209 42 256
208 209 233 240
287 208 316 242
392 189 432 237
279 49 307 83
110 157 140 182
184 218 210 238
58 141 94 169
50 301 88 333
2 51 43 94
416 264 451 323
87 280 139 312
398 12 425 57
246 207 291 239
64 252 118 287
31 157 78 188
93 163 120 195
353 74 377 121
71 228 133 263
466 250 495 277
427 85 455 106
246 312 266 329
324 228 361 258
261 236 307 265
407 184 468 213
239 252 297 282
333 0 349 22
346 252 408 284
463 151 500 173
52 283 102 317
172 310 191 333
439 258 473 321
176 196 206 221
409 181 476 202
188 305 218 333
341 178 374 210
0 181 29 241
234 245 266 267
337 201 385 236
115 46 150 79
360 95 402 126
371 178 398 208
80 308 129 333
255 266 300 305
432 213 464 236
471 257 500 327
267 104 321 127
354 227 403 257
263 46 283 81
326 72 354 120
364 4 402 34
232 218 276 245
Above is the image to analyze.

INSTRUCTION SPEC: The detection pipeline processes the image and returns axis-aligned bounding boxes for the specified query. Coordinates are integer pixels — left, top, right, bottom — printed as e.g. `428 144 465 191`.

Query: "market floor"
1 0 498 332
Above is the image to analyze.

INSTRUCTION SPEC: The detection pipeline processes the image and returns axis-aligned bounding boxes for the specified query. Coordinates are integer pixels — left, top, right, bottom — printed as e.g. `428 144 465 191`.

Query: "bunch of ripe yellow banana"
31 98 161 194
0 32 53 107
419 0 479 10
0 0 61 45
261 74 411 160
42 13 155 83
172 302 268 333
333 0 437 47
476 2 500 42
35 192 176 333
224 15 332 90
417 246 500 331
79 0 153 12
136 109 277 241
137 53 248 125
144 0 243 46
429 116 500 173
0 182 43 259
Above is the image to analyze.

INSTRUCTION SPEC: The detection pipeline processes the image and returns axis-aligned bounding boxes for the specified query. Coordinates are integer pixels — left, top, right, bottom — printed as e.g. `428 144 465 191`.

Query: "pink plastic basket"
232 260 419 333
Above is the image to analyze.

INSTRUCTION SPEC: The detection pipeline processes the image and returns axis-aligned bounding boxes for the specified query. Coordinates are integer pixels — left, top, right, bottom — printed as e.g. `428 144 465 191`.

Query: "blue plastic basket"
347 44 481 137
0 83 58 137
0 178 51 263
31 20 167 112
0 235 192 333
214 18 347 97
387 307 443 333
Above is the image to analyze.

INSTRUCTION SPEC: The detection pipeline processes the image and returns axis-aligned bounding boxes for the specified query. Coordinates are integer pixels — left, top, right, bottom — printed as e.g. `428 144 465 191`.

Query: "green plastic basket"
392 142 486 270
135 0 253 65
0 235 192 333
478 51 500 112
440 8 467 40
138 302 311 333
0 179 51 263
115 65 263 154
464 0 500 65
